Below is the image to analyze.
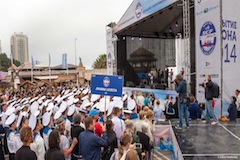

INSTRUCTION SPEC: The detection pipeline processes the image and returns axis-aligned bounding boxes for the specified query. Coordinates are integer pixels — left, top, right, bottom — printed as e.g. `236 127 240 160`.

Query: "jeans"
178 100 189 128
205 100 218 122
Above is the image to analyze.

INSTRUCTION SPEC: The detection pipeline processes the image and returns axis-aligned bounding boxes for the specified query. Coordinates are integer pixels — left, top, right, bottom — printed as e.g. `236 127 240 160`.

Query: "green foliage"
92 54 107 69
0 53 21 71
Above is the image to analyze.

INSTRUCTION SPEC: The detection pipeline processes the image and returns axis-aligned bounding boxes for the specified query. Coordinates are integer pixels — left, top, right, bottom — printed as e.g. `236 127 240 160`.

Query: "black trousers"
9 153 15 160
0 139 4 160
237 111 240 118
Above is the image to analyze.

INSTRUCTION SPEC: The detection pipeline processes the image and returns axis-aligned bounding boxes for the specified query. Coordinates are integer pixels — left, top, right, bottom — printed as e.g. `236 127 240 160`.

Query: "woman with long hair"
44 130 65 160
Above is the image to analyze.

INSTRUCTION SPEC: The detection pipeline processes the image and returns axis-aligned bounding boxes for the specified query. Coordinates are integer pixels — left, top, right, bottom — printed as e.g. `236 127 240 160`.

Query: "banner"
114 0 178 33
195 0 221 115
62 53 67 69
222 0 240 114
31 56 35 70
106 27 114 75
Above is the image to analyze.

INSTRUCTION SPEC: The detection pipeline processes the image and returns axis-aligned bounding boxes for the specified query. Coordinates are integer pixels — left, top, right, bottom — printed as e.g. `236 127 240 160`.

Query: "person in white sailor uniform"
5 114 22 160
29 114 45 160
42 112 53 150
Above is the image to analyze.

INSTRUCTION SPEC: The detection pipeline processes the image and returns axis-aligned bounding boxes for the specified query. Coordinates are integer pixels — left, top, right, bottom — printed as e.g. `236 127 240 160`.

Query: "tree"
92 54 107 69
0 53 21 72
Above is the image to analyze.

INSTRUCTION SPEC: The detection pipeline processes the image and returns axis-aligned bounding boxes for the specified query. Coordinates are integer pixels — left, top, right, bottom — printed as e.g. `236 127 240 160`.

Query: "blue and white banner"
195 0 221 114
62 53 67 69
91 74 123 97
222 0 240 114
106 27 114 75
114 0 178 33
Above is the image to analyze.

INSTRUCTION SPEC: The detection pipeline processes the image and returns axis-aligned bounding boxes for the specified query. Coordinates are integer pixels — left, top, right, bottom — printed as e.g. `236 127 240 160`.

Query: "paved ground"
171 119 240 160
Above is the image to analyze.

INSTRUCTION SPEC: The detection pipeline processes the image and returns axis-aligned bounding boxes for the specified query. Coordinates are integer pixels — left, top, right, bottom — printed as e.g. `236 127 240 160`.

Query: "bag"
212 83 220 98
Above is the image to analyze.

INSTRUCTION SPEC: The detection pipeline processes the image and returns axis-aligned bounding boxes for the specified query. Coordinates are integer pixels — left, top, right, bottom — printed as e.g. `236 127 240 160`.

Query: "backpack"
212 83 220 98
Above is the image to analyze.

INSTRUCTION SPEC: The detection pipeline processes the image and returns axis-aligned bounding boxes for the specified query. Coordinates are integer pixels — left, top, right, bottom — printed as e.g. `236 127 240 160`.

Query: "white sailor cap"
99 102 109 112
107 102 114 117
5 107 15 116
122 94 128 102
43 99 51 107
90 94 100 103
42 112 51 126
82 88 89 95
73 98 79 104
123 110 132 114
67 105 76 116
46 102 54 112
54 111 62 120
30 97 38 103
54 95 61 101
67 98 74 106
127 99 136 111
81 95 89 101
38 96 46 103
59 101 68 113
64 89 70 95
5 114 16 126
34 110 40 117
114 99 123 109
82 101 92 110
30 101 39 114
29 114 37 130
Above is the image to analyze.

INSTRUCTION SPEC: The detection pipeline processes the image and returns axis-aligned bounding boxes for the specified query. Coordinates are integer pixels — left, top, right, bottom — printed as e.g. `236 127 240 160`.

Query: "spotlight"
131 37 134 40
169 27 172 32
123 37 126 40
139 37 142 40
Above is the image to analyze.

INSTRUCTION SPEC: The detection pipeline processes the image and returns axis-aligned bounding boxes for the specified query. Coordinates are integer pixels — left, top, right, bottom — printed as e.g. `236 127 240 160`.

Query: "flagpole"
49 53 51 83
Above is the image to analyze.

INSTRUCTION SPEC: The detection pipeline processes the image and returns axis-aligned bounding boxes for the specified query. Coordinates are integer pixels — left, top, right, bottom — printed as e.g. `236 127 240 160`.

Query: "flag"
48 53 51 68
31 56 34 70
62 53 67 69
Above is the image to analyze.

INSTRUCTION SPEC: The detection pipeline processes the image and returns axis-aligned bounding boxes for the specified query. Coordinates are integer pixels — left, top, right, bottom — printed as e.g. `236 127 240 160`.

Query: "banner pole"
220 0 223 117
104 96 107 124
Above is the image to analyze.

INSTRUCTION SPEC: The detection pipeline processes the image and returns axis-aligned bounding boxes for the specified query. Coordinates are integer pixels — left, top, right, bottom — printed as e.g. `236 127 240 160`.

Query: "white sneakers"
211 121 218 125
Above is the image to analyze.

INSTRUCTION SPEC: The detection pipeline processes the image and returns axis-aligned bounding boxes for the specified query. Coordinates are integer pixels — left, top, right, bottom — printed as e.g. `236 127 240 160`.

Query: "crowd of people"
0 73 239 160
0 82 174 160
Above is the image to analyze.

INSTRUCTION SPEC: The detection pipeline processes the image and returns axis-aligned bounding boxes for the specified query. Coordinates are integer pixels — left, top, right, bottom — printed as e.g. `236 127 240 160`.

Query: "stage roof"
114 0 185 38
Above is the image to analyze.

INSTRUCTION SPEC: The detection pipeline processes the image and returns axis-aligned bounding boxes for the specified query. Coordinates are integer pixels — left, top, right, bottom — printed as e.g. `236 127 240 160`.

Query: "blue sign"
199 21 217 55
91 74 123 97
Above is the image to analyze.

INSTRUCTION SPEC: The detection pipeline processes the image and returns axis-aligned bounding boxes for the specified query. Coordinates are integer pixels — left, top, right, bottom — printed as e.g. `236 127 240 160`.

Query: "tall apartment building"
10 32 29 64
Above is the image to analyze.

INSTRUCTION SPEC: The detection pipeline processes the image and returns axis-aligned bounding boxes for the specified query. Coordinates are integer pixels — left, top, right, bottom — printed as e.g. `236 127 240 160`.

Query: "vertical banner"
195 0 221 115
62 53 67 69
222 0 240 114
31 56 35 70
106 27 114 75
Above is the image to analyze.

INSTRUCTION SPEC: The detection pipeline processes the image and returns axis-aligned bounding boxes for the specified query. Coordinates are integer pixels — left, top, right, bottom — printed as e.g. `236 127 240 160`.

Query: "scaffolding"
183 0 191 93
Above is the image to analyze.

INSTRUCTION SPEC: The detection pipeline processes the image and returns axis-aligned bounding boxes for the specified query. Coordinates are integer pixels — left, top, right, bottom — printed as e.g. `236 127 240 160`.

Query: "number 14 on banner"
224 43 236 63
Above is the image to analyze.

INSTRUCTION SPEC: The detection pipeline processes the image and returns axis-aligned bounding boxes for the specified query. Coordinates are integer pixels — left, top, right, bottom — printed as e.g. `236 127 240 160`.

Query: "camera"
134 143 142 149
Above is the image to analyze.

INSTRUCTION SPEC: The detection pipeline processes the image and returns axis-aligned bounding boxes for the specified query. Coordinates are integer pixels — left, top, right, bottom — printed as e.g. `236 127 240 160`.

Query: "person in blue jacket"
227 96 237 122
78 116 108 160
188 96 199 120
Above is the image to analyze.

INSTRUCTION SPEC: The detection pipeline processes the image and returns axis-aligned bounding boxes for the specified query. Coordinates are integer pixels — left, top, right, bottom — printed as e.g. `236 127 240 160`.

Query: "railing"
19 70 78 76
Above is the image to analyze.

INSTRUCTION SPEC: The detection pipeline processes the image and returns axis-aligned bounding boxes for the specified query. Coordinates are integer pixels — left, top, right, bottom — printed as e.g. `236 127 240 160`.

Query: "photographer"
173 74 189 129
201 75 218 125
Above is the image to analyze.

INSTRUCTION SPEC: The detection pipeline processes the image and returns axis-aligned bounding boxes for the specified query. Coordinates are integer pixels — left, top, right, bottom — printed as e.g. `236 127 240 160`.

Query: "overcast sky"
0 0 132 69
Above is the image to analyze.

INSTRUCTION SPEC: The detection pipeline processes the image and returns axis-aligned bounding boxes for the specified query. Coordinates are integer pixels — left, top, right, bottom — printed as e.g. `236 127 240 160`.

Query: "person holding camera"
202 75 218 125
174 74 189 129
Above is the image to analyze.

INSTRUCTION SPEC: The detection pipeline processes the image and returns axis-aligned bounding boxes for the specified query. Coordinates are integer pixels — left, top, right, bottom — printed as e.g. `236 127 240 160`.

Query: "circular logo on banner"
108 53 112 68
103 77 110 87
199 21 217 55
135 2 142 19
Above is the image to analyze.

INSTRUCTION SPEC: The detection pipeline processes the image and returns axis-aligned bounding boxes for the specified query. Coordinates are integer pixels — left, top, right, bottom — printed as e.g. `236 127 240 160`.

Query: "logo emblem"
135 2 142 19
199 21 217 55
103 77 110 87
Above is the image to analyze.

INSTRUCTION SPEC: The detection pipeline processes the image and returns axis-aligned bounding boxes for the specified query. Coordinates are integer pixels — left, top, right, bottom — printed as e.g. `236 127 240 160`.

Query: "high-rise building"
10 32 29 64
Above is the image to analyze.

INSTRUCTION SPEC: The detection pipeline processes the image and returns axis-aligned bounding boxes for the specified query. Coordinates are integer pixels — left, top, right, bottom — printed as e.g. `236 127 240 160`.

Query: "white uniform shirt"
60 135 70 160
30 133 45 160
111 116 125 143
136 95 145 107
237 95 240 111
43 127 52 150
7 131 22 153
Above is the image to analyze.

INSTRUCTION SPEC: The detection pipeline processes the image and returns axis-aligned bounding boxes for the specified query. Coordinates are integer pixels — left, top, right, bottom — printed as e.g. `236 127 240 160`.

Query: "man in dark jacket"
174 74 189 129
78 116 108 160
202 75 218 125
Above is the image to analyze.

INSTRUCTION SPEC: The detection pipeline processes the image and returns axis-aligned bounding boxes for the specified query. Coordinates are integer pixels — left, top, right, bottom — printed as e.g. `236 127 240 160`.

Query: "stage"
169 119 240 159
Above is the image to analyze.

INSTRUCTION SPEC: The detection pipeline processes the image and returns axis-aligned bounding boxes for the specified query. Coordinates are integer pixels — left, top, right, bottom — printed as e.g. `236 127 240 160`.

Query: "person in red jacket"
89 109 103 137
